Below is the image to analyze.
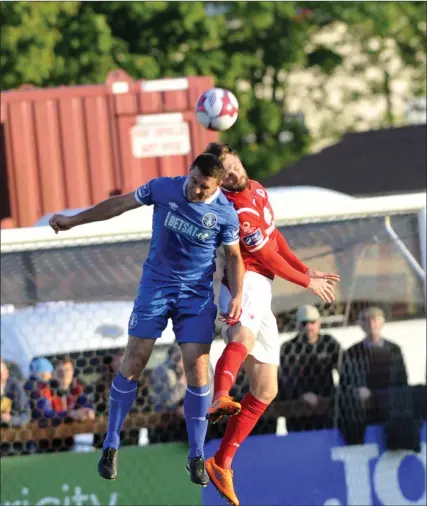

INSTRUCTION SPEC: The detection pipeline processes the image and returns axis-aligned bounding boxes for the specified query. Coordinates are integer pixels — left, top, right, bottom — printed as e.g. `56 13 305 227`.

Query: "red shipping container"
0 70 218 228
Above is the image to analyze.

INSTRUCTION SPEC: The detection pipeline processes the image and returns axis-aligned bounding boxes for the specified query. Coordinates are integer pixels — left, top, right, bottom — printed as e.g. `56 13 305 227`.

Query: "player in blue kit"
49 153 244 486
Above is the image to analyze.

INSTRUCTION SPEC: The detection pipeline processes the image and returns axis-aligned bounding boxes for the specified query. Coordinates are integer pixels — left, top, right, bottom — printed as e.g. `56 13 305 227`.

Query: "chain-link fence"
1 212 426 480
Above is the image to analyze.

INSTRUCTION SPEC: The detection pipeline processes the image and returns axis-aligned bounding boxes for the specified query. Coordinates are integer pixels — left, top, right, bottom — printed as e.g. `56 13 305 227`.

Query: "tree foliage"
1 1 425 178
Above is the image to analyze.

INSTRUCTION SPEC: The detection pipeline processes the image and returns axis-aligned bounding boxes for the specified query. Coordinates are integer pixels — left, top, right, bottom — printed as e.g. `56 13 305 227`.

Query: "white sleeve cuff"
222 240 240 246
134 189 145 206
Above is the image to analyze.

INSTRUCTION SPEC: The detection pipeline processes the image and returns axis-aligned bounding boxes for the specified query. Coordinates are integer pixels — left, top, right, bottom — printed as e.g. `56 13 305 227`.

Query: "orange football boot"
205 457 239 506
206 395 241 424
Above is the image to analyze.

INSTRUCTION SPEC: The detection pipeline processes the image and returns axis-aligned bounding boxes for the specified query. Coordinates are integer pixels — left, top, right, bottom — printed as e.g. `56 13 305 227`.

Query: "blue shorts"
128 278 217 344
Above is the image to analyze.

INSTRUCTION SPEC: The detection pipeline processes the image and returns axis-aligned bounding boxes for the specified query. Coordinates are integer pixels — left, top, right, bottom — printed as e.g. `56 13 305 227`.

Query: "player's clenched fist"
49 214 76 234
308 278 336 303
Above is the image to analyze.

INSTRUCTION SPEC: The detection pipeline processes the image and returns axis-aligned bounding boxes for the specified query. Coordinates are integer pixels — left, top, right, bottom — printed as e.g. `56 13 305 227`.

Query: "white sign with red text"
131 113 191 158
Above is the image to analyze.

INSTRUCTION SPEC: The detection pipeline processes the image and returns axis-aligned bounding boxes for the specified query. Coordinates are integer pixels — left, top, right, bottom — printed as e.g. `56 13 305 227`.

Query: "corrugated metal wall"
0 70 218 228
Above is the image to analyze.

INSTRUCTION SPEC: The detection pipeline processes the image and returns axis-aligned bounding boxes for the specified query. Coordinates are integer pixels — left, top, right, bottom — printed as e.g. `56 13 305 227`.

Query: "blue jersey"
135 176 239 284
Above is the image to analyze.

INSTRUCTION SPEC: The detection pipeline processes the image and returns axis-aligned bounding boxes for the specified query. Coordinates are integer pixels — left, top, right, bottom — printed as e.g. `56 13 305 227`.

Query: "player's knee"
251 383 278 405
227 324 255 353
184 361 209 387
119 356 144 381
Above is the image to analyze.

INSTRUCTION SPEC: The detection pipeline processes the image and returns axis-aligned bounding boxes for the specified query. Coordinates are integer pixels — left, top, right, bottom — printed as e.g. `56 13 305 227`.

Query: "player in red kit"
203 143 340 505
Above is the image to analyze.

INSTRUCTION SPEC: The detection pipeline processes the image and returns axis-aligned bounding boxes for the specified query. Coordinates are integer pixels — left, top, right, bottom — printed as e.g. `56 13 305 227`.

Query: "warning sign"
131 120 191 158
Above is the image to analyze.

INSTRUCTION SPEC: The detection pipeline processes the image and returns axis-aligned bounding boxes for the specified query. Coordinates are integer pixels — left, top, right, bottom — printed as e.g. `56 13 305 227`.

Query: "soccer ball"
195 88 239 131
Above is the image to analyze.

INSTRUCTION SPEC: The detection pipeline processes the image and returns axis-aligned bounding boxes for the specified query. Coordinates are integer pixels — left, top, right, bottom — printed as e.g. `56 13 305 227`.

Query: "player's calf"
212 340 248 402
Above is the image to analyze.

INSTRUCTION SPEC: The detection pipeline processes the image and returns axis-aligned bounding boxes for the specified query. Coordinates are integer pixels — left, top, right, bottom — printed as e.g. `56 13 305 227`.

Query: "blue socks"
103 376 211 459
184 384 212 459
103 373 138 450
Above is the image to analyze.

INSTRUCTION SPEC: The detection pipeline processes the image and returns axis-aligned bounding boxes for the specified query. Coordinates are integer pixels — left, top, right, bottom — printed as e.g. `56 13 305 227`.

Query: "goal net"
1 196 425 502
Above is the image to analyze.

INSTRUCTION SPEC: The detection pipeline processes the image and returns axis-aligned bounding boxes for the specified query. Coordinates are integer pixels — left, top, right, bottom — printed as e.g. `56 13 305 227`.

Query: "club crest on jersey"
242 221 256 233
202 213 217 229
242 228 264 248
256 189 265 198
129 312 138 330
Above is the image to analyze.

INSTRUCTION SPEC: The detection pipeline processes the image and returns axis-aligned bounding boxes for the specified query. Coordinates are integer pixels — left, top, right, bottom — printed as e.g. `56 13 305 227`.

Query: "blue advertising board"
203 423 426 505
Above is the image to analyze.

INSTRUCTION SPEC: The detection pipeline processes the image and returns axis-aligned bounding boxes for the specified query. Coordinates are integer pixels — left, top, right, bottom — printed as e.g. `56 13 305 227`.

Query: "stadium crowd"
0 305 422 457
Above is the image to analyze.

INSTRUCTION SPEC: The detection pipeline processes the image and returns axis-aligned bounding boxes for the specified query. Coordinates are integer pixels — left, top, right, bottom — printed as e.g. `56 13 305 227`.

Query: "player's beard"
222 175 249 192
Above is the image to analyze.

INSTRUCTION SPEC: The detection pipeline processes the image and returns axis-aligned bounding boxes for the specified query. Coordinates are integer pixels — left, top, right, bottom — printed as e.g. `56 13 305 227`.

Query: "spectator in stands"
278 305 341 432
340 307 408 400
338 307 419 450
148 344 187 444
24 357 55 420
51 357 95 421
32 357 96 453
4 359 24 382
1 358 32 457
29 357 54 383
33 357 95 422
0 358 31 427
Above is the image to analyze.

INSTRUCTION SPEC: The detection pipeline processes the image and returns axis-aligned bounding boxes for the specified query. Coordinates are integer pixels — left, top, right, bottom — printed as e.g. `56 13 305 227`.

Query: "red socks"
215 392 268 469
213 342 248 400
213 343 267 469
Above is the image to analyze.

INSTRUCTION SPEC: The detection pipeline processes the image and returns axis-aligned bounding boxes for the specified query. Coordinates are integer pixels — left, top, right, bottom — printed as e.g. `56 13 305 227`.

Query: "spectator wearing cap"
33 357 96 453
24 357 55 421
278 305 342 432
338 307 418 449
30 358 54 382
30 357 95 423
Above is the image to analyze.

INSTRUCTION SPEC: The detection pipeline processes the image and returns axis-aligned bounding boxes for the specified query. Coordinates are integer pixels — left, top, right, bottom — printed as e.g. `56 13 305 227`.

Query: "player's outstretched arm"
49 192 141 234
253 241 336 303
274 229 340 283
223 243 244 321
273 229 309 273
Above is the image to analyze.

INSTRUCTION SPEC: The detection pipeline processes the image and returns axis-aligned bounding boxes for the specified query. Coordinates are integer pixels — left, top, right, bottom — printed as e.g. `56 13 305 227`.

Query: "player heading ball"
49 152 245 488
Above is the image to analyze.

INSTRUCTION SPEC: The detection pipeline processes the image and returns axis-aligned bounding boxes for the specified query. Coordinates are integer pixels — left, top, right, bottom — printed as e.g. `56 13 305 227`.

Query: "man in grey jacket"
1 358 31 456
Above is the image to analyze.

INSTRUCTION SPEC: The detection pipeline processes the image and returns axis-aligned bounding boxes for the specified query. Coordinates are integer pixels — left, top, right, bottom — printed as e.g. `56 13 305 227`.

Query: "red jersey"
224 180 278 280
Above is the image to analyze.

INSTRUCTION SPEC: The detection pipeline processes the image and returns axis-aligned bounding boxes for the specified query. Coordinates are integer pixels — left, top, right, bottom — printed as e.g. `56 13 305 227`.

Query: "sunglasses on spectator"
300 320 318 325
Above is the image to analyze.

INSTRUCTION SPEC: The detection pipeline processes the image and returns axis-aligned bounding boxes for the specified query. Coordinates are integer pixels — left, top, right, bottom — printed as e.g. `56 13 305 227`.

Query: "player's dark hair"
204 142 238 161
190 153 225 180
